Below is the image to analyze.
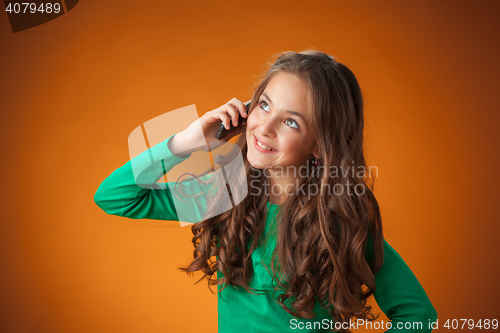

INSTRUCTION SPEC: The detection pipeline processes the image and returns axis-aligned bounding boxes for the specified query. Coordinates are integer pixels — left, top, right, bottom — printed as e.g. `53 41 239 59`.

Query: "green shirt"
94 134 437 332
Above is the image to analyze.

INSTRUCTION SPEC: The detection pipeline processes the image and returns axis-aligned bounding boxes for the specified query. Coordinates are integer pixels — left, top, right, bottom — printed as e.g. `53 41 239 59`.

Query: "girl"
94 50 437 332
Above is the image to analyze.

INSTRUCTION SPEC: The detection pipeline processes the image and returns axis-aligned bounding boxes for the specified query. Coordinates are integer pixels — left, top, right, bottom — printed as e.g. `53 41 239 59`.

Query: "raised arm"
366 236 438 332
94 98 250 222
93 133 194 221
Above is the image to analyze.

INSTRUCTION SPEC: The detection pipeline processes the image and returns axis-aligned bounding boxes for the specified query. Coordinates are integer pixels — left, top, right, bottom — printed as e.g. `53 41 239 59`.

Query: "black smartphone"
216 100 251 140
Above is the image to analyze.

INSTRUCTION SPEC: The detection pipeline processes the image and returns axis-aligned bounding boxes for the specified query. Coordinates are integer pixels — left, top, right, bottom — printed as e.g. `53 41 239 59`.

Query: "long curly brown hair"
178 50 384 331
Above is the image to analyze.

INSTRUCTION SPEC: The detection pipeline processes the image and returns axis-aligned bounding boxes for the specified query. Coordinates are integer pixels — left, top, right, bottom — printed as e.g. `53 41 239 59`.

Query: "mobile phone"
215 100 251 140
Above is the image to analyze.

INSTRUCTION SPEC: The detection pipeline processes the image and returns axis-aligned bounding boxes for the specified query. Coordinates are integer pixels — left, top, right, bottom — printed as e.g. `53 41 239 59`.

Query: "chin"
246 154 267 170
247 158 263 170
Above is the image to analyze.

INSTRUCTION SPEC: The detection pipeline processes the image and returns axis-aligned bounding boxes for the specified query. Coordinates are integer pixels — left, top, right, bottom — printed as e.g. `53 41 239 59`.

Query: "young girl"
94 50 437 332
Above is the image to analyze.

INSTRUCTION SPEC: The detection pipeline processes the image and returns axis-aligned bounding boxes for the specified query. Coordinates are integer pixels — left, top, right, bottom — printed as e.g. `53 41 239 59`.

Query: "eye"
284 119 299 129
258 100 300 129
259 101 270 112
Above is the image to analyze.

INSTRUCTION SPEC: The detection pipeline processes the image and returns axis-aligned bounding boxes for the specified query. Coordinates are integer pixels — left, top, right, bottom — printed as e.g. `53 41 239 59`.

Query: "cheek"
246 111 259 131
280 137 305 157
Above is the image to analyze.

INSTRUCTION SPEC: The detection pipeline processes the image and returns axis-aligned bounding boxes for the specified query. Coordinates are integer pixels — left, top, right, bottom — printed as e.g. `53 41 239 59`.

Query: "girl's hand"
170 98 249 155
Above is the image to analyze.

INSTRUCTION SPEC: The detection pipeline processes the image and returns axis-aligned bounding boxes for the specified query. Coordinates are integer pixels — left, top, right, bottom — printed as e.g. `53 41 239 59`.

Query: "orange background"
1 0 499 332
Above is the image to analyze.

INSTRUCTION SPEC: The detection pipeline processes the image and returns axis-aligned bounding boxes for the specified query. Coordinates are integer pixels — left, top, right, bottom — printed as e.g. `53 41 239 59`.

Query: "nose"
257 114 278 138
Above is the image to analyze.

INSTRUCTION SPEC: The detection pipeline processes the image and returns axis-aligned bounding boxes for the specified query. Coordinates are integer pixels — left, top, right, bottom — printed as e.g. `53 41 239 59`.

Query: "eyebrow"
261 93 306 122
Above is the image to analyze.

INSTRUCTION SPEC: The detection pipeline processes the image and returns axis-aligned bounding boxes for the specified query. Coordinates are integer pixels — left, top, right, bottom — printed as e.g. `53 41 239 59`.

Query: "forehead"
263 72 312 119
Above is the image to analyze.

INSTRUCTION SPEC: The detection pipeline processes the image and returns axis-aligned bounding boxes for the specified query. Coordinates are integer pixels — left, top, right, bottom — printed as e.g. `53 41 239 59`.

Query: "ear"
312 143 320 160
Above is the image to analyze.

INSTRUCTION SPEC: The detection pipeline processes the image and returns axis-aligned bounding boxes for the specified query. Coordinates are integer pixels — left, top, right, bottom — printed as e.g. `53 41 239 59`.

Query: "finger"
208 112 231 129
230 97 248 118
225 103 241 127
214 112 231 129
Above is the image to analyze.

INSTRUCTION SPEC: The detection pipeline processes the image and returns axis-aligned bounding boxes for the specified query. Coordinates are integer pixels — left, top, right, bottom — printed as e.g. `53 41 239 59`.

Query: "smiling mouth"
255 136 277 151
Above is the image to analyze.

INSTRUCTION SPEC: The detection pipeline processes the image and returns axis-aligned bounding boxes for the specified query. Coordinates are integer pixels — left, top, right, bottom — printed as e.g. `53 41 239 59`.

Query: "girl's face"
245 72 318 171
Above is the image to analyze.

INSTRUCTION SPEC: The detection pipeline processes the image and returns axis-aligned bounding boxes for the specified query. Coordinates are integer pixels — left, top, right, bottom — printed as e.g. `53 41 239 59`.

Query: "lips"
254 135 277 151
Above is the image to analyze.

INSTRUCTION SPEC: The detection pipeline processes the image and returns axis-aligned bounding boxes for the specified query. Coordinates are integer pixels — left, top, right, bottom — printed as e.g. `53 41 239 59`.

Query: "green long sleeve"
367 236 438 332
94 134 192 221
